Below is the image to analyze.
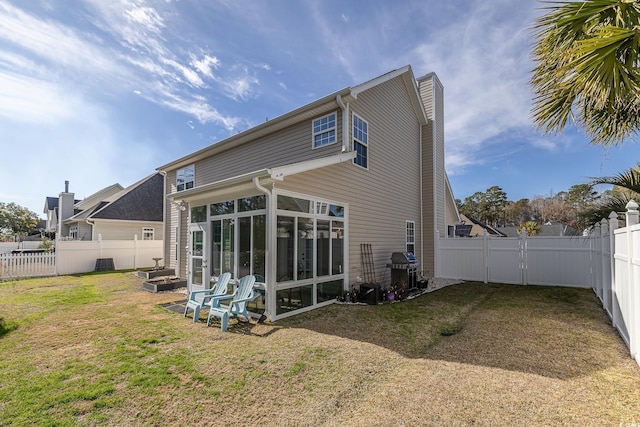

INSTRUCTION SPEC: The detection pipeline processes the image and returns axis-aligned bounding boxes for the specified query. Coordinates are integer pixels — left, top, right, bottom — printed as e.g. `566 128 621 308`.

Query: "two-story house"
157 65 459 321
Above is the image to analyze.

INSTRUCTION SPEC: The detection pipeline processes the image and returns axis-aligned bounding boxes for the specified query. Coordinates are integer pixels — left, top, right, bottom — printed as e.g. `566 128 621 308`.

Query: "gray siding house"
157 66 459 321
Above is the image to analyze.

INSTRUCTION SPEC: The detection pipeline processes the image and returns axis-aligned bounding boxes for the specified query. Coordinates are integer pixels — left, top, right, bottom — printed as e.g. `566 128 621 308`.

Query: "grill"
386 252 419 288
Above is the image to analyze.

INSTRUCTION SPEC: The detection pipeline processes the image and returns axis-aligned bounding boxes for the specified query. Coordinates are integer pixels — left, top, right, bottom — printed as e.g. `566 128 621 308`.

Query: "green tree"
458 192 484 219
531 0 640 146
581 163 640 226
518 221 542 236
0 203 39 241
480 186 508 227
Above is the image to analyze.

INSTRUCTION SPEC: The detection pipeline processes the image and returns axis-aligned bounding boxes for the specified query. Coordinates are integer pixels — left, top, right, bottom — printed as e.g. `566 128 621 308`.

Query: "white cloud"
0 71 79 123
191 54 220 78
125 4 165 34
411 1 540 174
0 1 125 77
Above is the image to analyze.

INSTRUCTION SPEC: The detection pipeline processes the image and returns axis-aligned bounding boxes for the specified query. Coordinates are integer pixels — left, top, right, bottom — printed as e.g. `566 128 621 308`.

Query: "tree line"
457 163 640 233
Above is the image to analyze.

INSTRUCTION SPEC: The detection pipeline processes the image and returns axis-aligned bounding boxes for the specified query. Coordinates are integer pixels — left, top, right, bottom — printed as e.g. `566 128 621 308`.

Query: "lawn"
1 272 639 426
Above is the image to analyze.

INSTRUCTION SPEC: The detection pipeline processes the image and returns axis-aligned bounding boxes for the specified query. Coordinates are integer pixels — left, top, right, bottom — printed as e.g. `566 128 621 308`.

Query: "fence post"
627 200 639 226
608 211 618 325
520 230 528 285
134 234 138 270
597 219 607 302
625 201 638 359
483 230 488 284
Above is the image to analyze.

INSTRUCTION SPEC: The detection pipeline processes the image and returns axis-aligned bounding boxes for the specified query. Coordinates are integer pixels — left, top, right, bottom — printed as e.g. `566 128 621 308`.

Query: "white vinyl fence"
0 238 163 280
0 252 56 279
55 239 163 275
436 201 639 366
436 232 595 287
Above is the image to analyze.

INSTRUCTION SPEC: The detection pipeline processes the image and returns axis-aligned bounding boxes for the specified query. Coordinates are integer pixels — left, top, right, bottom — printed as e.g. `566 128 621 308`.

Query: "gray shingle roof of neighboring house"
458 214 507 237
69 201 110 220
44 196 80 212
88 173 163 222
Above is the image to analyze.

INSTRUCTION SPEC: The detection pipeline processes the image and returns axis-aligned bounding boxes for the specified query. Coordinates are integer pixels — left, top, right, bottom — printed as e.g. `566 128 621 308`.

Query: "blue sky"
1 0 638 218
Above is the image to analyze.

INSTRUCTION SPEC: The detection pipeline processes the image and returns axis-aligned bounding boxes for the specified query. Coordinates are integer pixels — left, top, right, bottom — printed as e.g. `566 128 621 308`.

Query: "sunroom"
169 153 353 321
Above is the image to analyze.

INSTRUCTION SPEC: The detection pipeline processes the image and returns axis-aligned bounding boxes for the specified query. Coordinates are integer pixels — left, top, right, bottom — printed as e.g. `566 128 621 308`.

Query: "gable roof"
458 214 507 237
74 183 124 211
158 65 428 173
66 173 164 223
43 196 80 213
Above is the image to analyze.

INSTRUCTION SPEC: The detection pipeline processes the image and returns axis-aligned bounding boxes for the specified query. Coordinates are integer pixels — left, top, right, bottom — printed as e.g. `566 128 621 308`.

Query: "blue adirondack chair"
183 272 232 322
207 275 257 331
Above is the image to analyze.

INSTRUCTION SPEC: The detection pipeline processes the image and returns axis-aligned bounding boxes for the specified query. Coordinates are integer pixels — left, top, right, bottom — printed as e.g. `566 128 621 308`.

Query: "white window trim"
312 112 337 149
176 164 195 192
69 225 78 240
406 220 415 253
142 227 155 240
352 113 369 170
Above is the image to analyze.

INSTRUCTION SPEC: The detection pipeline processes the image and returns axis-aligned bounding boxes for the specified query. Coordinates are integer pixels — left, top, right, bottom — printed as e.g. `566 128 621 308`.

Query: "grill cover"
390 252 417 264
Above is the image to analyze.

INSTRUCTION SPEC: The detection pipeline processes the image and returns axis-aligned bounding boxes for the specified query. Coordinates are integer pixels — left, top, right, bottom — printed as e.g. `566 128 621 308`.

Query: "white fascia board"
268 151 356 181
168 152 356 204
350 65 412 98
168 169 271 203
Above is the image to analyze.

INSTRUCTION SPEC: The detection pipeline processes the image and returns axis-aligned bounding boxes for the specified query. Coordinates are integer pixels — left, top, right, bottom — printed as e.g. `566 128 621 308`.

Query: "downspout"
419 125 424 271
85 219 95 240
336 95 349 152
159 171 169 272
252 177 273 321
336 94 351 293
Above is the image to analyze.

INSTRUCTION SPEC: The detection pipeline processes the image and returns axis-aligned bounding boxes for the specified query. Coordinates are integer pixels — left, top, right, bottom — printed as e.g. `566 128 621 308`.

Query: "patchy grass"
0 275 639 426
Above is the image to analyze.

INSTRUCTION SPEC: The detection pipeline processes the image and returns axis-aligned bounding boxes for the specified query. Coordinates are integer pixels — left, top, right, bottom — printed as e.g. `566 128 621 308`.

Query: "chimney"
58 181 75 237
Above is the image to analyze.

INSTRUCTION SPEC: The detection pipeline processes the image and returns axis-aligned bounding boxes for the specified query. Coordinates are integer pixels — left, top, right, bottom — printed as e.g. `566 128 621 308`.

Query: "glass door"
188 222 209 293
211 219 235 279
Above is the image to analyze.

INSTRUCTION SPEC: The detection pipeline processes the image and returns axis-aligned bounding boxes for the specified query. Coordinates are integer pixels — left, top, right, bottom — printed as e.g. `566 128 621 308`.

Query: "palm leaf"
531 0 640 145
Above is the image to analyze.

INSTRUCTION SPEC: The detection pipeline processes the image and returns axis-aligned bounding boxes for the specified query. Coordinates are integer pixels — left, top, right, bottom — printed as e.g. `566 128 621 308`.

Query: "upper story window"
142 227 155 240
176 165 195 191
353 114 368 169
406 221 415 254
312 113 336 148
69 225 78 240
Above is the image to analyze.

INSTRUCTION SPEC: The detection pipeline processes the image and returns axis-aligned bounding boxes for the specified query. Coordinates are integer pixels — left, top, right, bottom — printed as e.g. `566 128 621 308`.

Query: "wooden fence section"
0 252 56 280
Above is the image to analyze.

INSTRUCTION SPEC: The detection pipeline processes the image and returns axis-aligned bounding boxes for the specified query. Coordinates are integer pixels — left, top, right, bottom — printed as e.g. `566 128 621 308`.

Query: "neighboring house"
454 214 507 237
43 173 164 241
157 65 460 320
43 186 81 234
498 221 581 237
